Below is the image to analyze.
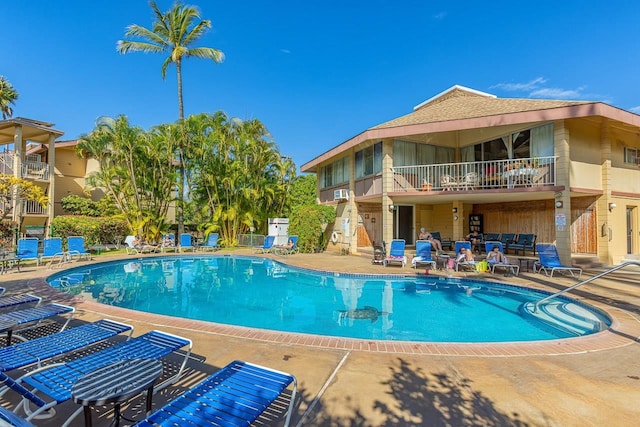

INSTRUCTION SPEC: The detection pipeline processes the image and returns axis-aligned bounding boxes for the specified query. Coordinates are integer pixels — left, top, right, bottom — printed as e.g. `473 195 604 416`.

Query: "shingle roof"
371 87 591 130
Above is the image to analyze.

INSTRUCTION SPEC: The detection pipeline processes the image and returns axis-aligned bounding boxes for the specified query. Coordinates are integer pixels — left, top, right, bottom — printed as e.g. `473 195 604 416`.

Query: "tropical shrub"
51 216 128 246
289 205 336 253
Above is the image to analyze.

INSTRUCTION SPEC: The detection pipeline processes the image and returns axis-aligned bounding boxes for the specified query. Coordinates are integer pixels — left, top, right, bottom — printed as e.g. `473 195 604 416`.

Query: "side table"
71 358 163 427
517 258 536 272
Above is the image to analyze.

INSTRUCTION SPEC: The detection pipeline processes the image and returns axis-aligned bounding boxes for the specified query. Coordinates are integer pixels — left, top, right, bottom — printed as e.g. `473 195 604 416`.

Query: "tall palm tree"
117 1 224 234
0 76 19 119
117 1 224 119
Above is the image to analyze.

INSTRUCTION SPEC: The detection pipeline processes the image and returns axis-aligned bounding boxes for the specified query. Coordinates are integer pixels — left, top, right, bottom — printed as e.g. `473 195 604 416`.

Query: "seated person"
132 235 143 249
456 247 474 264
465 230 482 253
162 235 175 247
418 228 443 254
282 238 294 250
486 246 508 264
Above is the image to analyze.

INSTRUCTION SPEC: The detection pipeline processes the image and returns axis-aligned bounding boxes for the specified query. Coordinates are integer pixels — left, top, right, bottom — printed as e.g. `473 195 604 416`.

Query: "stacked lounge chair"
8 329 191 426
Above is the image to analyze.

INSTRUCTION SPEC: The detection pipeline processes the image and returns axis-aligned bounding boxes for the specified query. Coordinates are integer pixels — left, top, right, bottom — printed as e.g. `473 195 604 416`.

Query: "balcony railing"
22 199 47 215
0 153 50 180
392 156 556 192
22 161 50 180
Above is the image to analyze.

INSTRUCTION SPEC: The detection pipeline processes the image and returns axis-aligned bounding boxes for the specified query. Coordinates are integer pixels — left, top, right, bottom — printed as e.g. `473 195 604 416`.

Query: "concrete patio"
0 249 638 426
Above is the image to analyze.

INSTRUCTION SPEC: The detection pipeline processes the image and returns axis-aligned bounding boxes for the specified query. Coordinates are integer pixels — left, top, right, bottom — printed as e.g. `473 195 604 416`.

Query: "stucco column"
452 200 464 241
12 125 23 224
553 120 572 265
597 120 614 265
381 139 394 250
347 148 359 254
47 133 56 237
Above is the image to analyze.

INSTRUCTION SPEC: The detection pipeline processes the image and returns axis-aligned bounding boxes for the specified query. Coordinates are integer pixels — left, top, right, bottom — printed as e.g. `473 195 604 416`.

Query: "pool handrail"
533 261 640 313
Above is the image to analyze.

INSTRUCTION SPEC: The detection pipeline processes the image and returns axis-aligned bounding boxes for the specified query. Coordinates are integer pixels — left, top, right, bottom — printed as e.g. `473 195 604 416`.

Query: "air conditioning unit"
333 189 349 201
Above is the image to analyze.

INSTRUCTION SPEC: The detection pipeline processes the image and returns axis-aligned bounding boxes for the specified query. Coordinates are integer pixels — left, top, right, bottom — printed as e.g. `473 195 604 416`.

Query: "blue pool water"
47 256 611 343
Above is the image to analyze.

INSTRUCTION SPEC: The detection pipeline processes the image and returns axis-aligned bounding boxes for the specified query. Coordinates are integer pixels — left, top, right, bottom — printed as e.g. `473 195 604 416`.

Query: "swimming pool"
47 255 611 343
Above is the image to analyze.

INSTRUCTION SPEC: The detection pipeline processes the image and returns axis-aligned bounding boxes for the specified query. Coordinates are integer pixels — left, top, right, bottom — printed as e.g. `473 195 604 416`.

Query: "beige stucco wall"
611 168 640 194
567 120 601 163
570 161 603 190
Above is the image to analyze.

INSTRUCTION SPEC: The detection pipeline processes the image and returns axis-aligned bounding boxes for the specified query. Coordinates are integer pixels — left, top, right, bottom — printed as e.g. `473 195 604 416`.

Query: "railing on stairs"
533 261 640 312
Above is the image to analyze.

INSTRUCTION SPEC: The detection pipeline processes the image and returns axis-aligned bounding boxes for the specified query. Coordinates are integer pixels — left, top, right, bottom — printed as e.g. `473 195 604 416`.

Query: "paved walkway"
0 249 638 426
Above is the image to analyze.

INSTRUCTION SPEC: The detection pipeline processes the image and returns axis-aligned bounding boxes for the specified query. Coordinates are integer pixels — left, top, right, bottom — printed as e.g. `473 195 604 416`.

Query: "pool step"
519 301 607 337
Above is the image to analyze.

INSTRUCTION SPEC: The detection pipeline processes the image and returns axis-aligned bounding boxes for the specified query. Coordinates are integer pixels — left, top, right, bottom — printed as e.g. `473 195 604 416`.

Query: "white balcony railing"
22 161 50 180
22 199 47 215
392 156 556 192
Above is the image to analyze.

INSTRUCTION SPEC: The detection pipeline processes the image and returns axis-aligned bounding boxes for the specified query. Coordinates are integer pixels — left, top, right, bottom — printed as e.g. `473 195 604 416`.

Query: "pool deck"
1 249 639 426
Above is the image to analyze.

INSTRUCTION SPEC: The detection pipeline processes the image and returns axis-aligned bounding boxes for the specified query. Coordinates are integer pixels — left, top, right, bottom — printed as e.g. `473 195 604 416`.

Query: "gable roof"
301 85 640 172
372 85 589 130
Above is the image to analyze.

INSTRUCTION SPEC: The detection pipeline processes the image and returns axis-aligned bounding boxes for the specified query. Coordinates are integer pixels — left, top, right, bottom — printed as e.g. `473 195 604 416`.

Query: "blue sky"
3 1 639 170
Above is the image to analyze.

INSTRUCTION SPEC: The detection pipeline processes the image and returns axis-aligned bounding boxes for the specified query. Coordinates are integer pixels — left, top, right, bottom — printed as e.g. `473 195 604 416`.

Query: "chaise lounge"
134 360 298 427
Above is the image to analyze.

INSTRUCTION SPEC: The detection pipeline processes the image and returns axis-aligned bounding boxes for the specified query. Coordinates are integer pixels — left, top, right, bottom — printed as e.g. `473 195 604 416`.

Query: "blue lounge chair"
499 233 516 251
412 240 436 269
508 233 537 255
454 241 477 271
40 237 67 267
16 238 39 266
66 236 92 261
180 233 195 252
134 360 297 427
535 243 582 278
0 319 133 372
253 235 275 254
484 241 519 275
384 239 406 267
0 303 75 344
0 405 33 427
0 294 41 314
13 330 191 425
199 233 219 252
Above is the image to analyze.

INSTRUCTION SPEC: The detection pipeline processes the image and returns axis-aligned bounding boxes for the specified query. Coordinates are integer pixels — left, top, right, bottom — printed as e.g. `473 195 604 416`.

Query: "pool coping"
31 254 640 357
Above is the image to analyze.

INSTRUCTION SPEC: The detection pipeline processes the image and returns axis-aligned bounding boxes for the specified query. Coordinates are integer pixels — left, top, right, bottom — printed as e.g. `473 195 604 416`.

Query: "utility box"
268 218 290 246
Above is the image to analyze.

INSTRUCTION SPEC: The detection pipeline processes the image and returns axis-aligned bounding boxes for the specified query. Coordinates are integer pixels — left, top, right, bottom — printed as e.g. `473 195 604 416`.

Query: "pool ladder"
533 261 640 313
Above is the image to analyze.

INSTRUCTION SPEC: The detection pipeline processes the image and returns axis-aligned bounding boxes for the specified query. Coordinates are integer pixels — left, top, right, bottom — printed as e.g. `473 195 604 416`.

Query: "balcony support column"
46 133 56 237
381 139 394 247
553 120 571 265
12 125 23 225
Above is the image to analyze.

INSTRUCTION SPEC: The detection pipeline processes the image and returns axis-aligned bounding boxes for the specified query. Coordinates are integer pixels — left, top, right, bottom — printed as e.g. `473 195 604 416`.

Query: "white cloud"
433 11 447 20
280 49 291 54
529 87 586 99
490 77 547 92
490 78 607 101
629 106 640 113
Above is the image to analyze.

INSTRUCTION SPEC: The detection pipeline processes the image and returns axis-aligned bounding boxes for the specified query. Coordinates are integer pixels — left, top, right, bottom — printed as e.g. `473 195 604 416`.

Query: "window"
624 147 640 165
355 141 382 179
320 156 350 188
471 123 553 161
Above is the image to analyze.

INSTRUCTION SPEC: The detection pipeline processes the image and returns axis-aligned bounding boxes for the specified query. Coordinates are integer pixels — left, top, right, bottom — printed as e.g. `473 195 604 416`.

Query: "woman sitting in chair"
456 247 474 264
486 246 507 264
418 228 443 254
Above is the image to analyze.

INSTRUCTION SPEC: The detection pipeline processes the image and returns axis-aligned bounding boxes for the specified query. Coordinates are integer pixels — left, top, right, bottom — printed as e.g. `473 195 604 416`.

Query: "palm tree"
116 1 224 120
117 1 224 235
0 76 19 119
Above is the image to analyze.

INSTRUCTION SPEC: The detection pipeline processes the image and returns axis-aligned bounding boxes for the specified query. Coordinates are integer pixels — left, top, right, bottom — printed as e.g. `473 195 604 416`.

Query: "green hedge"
289 205 336 253
50 216 129 246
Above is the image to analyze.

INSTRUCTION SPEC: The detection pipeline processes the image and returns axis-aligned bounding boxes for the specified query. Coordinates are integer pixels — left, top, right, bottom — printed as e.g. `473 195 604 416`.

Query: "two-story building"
301 85 640 266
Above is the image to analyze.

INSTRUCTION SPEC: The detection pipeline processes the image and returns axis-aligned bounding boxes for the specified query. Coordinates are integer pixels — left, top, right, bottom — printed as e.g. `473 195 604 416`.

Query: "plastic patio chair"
199 233 219 251
384 239 406 267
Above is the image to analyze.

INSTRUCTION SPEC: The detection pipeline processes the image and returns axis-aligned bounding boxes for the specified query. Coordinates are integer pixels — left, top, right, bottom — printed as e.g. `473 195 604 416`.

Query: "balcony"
0 153 50 181
392 156 556 192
